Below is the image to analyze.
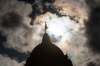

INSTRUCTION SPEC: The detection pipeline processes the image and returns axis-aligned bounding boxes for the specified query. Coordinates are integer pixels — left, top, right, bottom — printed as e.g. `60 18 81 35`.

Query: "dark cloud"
1 12 22 29
85 7 100 53
0 0 32 66
87 62 96 66
18 0 61 16
85 0 100 8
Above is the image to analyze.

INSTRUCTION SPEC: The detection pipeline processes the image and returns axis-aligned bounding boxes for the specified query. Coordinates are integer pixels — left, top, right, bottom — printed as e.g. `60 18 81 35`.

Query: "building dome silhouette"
25 32 73 66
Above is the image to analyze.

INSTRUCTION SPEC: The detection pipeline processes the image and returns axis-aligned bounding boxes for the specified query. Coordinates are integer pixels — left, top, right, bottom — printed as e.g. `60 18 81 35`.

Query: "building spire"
45 22 47 33
41 22 51 45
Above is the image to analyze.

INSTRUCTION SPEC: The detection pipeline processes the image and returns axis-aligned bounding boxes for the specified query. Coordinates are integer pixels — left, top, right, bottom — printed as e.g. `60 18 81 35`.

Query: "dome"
25 32 73 66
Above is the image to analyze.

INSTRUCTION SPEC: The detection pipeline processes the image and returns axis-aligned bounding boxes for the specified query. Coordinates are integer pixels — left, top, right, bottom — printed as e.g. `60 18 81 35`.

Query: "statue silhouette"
25 23 73 66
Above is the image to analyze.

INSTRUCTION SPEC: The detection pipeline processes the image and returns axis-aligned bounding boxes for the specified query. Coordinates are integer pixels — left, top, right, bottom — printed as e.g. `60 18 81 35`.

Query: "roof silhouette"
25 23 73 66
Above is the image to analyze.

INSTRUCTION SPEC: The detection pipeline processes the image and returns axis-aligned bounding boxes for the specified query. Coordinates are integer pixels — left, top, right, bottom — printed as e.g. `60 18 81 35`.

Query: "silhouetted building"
25 31 73 66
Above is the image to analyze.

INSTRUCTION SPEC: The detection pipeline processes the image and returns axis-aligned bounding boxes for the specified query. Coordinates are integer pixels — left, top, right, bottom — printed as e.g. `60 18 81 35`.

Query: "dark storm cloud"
0 0 32 66
1 12 22 29
87 62 96 66
85 7 100 53
18 0 63 17
85 0 100 8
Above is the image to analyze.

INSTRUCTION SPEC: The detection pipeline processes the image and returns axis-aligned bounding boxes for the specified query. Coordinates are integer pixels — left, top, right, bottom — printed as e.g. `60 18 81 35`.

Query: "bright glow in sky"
46 14 78 43
47 19 67 37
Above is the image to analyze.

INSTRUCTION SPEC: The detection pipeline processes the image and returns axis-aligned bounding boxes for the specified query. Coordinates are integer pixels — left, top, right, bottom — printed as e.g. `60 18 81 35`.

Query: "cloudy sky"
0 0 100 66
